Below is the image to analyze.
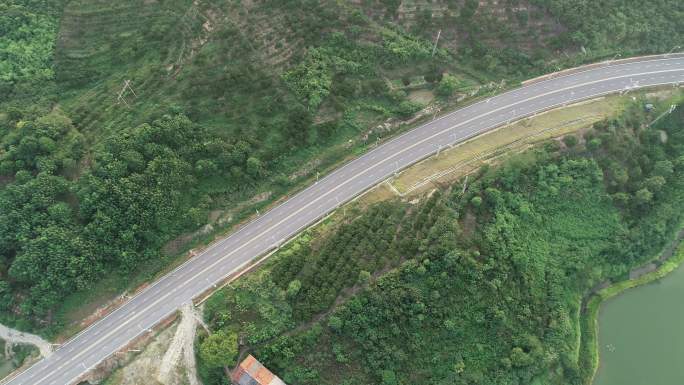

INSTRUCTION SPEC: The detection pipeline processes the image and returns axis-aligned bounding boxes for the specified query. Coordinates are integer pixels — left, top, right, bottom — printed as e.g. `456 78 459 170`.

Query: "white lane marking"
25 68 684 385
410 57 684 137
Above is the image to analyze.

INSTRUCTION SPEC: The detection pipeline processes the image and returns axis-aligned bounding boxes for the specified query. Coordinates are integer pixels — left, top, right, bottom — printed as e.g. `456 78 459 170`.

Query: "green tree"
436 74 461 97
286 279 302 299
587 138 602 151
199 331 238 369
510 347 532 367
0 281 13 311
396 100 421 119
357 270 371 284
635 188 653 205
328 315 343 332
381 369 398 385
653 160 674 178
246 157 263 178
563 135 578 148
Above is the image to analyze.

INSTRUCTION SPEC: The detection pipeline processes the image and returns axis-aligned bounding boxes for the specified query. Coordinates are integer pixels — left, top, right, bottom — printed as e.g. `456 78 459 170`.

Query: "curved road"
6 55 684 385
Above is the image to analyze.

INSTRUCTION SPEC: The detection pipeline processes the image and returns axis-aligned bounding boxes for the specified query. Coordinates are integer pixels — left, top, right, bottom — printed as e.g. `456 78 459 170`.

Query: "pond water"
593 261 684 385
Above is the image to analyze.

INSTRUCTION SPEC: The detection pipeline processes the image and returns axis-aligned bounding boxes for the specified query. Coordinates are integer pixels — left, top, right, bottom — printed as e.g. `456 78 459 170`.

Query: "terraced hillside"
54 1 437 141
55 0 196 132
50 0 684 140
352 0 564 50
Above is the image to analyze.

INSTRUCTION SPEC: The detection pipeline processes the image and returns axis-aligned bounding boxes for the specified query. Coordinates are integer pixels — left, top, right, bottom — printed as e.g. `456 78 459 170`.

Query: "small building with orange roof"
231 354 287 385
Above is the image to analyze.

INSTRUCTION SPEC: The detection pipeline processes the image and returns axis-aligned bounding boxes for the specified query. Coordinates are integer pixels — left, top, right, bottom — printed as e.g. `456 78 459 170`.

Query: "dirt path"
157 303 201 385
0 324 52 358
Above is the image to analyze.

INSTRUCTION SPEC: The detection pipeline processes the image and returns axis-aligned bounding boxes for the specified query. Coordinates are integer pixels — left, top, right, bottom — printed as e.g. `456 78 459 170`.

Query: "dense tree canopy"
0 0 64 102
0 112 263 322
535 0 683 53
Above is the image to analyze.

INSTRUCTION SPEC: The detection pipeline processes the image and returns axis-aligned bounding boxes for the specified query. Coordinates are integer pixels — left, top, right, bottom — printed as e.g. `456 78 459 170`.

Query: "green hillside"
0 0 682 332
199 97 684 385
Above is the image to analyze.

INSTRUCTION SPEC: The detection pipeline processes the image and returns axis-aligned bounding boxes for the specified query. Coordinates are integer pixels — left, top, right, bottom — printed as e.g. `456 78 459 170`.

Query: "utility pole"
648 105 677 127
620 78 637 96
116 80 137 107
431 29 442 57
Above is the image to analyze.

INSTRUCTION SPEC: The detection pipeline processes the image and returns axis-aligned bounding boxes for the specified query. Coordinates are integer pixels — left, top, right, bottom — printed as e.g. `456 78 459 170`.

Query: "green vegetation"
536 0 683 55
0 340 37 377
0 0 682 336
199 96 684 385
0 112 243 323
198 330 238 369
368 0 683 77
0 0 64 103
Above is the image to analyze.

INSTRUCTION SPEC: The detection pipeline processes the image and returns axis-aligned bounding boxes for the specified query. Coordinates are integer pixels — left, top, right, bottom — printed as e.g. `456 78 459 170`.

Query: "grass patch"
394 94 628 194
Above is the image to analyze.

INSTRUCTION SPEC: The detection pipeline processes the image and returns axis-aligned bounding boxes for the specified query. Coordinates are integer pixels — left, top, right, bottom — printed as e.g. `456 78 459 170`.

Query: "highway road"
5 55 684 385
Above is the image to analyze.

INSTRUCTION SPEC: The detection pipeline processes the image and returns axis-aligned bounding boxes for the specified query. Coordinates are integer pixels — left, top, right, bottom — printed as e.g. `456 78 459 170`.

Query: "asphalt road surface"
6 55 684 385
